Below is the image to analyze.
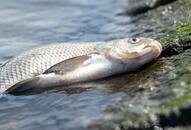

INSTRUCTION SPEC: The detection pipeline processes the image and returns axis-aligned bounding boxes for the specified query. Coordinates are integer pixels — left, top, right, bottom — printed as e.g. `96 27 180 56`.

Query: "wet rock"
166 127 191 130
161 22 191 57
121 0 177 16
86 0 191 129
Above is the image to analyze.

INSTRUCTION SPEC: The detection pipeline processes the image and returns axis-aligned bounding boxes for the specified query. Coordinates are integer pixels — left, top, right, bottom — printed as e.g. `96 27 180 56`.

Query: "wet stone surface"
0 0 191 130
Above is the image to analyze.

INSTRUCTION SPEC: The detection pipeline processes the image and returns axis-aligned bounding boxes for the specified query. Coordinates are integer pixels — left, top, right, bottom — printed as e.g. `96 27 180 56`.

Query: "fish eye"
129 38 140 44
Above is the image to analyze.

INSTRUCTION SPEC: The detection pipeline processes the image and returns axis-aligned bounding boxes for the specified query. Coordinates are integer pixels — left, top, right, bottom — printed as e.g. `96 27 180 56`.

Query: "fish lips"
143 39 162 58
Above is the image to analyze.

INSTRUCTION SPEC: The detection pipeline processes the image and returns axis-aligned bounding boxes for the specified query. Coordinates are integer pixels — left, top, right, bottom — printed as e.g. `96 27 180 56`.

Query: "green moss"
158 0 191 49
160 22 191 46
159 22 191 57
176 23 191 36
180 0 191 4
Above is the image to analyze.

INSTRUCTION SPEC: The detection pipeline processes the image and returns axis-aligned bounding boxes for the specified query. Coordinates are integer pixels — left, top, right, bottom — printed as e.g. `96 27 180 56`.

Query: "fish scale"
0 43 99 92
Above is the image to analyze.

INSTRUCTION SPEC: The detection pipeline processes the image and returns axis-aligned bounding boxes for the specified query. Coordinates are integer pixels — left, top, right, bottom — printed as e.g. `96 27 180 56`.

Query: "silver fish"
5 38 162 94
0 40 117 93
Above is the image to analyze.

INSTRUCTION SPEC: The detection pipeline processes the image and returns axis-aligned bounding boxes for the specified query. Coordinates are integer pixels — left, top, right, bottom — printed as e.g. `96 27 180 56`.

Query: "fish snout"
145 39 162 58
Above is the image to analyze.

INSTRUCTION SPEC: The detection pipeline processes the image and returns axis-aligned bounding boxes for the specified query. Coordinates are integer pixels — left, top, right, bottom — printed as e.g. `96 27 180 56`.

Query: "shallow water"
0 0 177 130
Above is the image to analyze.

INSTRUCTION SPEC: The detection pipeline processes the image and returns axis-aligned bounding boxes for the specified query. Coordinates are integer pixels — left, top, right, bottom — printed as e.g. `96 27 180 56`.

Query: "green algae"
160 22 191 57
159 0 191 55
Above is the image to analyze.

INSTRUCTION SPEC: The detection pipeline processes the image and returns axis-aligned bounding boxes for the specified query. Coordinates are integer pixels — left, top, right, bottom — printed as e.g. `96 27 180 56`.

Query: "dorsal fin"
43 55 91 74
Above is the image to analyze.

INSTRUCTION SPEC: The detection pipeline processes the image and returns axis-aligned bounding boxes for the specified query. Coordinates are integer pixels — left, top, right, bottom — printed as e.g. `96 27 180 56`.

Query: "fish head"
109 37 162 64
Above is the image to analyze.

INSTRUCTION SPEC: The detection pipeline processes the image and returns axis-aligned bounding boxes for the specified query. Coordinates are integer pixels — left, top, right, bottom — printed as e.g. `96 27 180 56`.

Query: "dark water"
0 0 176 130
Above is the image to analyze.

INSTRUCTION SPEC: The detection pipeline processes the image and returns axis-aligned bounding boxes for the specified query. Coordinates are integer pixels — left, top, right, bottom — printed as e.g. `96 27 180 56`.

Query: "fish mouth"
130 39 162 59
143 39 162 58
151 40 162 58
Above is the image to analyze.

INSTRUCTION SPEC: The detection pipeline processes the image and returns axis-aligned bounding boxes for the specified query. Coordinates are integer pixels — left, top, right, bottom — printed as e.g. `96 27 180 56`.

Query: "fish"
0 40 118 93
4 38 162 94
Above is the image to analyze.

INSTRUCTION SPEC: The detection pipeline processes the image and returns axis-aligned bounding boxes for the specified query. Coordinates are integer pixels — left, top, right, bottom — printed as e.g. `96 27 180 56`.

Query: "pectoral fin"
43 55 91 74
5 77 40 94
